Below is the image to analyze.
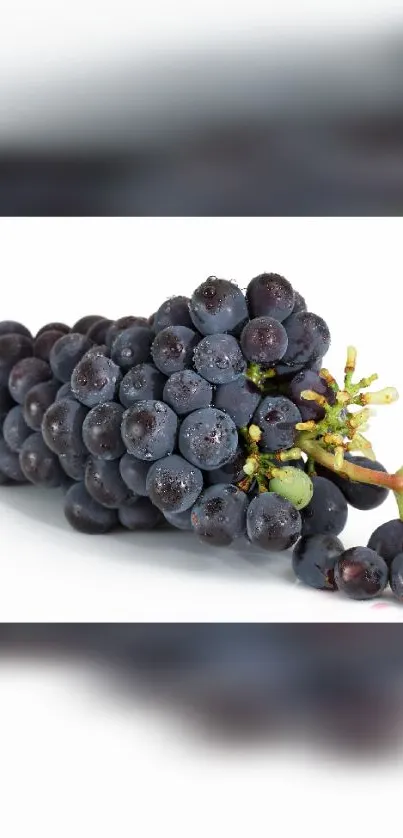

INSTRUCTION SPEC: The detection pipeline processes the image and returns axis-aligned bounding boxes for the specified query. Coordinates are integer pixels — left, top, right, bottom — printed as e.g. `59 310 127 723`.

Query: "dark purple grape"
82 402 125 460
214 375 261 428
56 383 75 401
367 520 403 566
118 498 163 530
33 330 66 362
105 316 149 349
110 326 153 371
23 379 60 430
189 277 248 336
288 369 336 422
179 408 238 471
19 432 65 488
253 396 301 452
247 492 301 551
207 446 246 486
42 399 88 455
86 318 114 344
71 351 121 407
301 476 348 537
64 481 118 534
0 334 33 386
85 457 132 508
334 547 388 600
282 312 330 366
151 326 199 376
8 357 52 404
0 321 32 339
316 455 389 511
191 484 249 546
121 400 177 461
163 508 193 531
71 315 105 335
292 534 344 590
240 317 288 365
246 273 295 322
119 363 166 408
49 333 93 383
59 451 88 482
0 385 15 420
193 334 245 384
146 454 203 513
153 296 193 332
163 370 213 416
36 322 70 338
2 406 33 452
390 553 403 600
0 437 27 482
119 453 150 496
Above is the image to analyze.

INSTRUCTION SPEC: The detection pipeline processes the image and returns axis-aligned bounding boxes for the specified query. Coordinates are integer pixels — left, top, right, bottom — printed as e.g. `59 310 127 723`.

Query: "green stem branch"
299 435 403 493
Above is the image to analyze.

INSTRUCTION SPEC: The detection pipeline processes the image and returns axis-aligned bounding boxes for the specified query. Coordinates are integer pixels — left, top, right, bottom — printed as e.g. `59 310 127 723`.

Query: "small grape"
85 457 132 508
49 333 93 383
86 318 114 344
334 547 388 600
119 363 166 408
42 398 88 456
105 316 149 349
253 396 302 452
33 329 67 362
151 325 199 376
214 375 261 428
301 476 348 537
316 454 389 511
288 369 335 422
36 322 70 338
121 400 177 461
163 370 213 416
240 317 288 365
19 432 65 488
71 315 105 334
110 326 153 371
0 437 27 482
193 334 245 384
82 402 125 460
179 407 238 471
163 508 193 531
206 446 245 486
269 466 313 510
282 312 331 366
153 296 193 332
246 273 295 322
191 483 249 546
118 498 163 530
64 481 118 534
189 277 248 336
146 454 203 513
23 379 62 430
59 451 88 482
119 453 150 496
0 321 32 339
71 351 121 407
390 553 403 600
2 405 33 452
367 519 403 566
8 357 52 404
292 534 345 590
0 334 33 386
246 492 301 551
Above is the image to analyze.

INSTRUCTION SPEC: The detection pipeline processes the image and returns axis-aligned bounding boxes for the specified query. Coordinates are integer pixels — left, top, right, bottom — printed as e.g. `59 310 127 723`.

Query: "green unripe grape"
269 466 313 510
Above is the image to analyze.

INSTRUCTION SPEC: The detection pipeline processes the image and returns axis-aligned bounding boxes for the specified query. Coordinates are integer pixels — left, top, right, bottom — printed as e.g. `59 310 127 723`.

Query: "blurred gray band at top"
0 29 402 215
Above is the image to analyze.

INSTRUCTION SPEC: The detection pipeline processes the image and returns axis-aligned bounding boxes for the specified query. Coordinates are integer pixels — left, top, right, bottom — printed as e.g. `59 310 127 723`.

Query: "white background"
0 217 403 621
0 653 401 838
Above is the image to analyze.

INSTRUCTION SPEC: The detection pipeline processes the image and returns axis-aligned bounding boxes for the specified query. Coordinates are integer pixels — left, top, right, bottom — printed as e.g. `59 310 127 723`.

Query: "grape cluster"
0 274 401 605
